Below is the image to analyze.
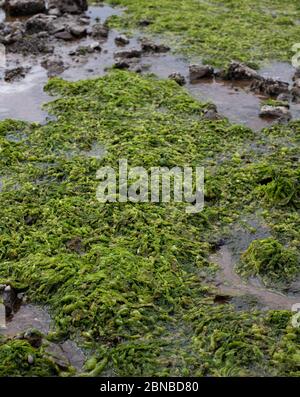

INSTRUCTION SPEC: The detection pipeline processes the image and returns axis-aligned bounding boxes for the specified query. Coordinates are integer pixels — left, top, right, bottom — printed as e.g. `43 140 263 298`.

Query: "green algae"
238 238 299 286
0 338 59 377
0 70 299 376
103 0 300 67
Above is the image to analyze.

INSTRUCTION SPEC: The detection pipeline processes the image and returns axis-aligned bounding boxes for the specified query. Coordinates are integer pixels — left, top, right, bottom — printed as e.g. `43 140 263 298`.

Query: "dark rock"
114 60 131 70
259 104 291 120
292 67 300 81
225 61 259 80
70 43 101 56
114 49 142 59
41 56 65 77
7 35 54 54
55 30 73 41
168 72 186 86
48 0 87 15
66 237 83 254
91 23 109 39
115 34 130 46
4 66 30 82
2 285 17 317
141 39 170 53
138 19 152 27
69 24 87 38
5 0 46 16
25 14 54 34
250 78 289 96
189 64 214 82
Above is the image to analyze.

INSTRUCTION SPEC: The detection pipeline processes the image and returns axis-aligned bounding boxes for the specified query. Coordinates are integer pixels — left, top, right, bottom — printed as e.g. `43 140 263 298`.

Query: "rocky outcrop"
141 39 170 53
48 0 88 15
189 64 214 82
5 0 46 16
250 78 289 96
259 104 291 120
224 61 259 80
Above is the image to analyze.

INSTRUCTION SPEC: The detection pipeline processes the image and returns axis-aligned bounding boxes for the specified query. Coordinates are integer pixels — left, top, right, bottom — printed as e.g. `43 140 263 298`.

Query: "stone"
55 30 73 41
114 49 142 59
70 24 87 38
259 105 291 119
189 64 214 82
91 23 109 39
225 61 259 80
251 78 289 96
141 39 170 53
41 56 65 77
25 14 54 34
115 34 130 46
48 0 87 15
168 72 186 86
4 66 30 82
5 0 46 16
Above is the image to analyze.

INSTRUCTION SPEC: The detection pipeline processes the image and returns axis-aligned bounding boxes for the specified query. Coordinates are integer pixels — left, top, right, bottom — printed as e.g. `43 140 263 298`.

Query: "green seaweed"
103 0 300 67
0 70 299 376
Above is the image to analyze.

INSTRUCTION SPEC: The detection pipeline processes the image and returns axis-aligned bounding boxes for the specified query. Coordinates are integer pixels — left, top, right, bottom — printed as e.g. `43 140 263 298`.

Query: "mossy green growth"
105 0 300 67
0 70 299 375
0 338 59 376
238 238 299 286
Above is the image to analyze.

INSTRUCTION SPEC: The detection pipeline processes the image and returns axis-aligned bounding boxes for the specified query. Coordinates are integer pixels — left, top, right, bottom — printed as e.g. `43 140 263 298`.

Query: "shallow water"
211 246 300 310
0 304 52 337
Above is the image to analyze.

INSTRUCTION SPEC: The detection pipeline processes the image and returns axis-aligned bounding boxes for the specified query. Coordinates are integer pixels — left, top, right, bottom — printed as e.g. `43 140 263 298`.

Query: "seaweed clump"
238 238 299 286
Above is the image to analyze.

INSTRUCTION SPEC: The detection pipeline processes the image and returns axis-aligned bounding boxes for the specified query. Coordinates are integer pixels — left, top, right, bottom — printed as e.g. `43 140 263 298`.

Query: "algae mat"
0 70 299 376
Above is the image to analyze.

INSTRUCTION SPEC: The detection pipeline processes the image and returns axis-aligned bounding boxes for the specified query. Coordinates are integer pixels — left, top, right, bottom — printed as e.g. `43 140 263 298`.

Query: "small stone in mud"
115 34 130 46
4 66 30 82
141 39 170 53
168 72 186 86
70 43 101 56
114 49 142 59
5 0 46 16
41 56 65 77
259 104 291 120
55 30 73 41
70 24 87 38
225 61 259 80
91 23 109 39
114 60 131 70
27 354 35 365
189 64 214 82
44 342 70 370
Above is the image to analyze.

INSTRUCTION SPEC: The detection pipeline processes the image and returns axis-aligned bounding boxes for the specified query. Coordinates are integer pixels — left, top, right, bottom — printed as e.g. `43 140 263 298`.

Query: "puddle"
0 64 51 122
87 4 124 21
211 245 300 310
0 304 52 337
